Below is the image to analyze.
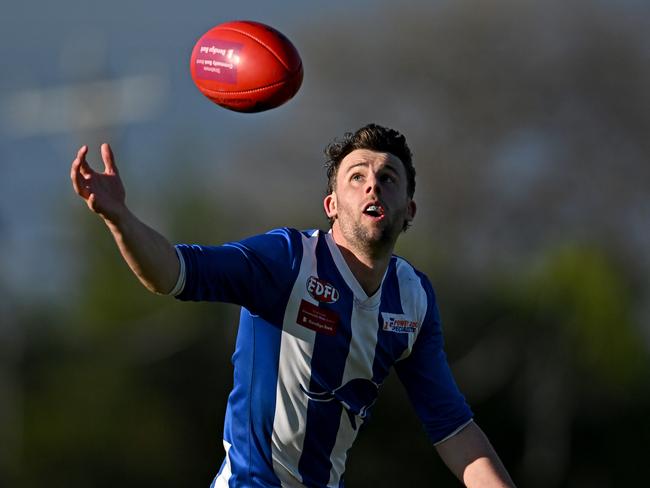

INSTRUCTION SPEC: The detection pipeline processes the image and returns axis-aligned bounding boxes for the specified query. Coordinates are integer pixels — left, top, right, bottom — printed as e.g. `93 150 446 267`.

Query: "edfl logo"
306 276 339 303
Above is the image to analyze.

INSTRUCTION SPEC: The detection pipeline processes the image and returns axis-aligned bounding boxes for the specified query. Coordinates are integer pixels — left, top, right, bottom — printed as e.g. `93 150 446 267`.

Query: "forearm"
104 208 180 294
461 455 515 488
436 421 515 487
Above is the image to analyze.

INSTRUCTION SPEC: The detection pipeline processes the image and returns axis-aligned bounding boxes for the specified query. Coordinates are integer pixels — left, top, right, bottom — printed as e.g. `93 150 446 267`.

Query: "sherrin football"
190 20 303 113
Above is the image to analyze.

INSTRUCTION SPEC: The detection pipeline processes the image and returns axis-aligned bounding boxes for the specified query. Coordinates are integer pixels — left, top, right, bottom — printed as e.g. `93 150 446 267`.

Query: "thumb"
101 143 119 175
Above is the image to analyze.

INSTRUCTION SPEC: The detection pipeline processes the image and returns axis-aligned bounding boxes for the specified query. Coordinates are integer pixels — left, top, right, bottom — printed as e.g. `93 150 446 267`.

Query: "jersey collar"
324 230 387 309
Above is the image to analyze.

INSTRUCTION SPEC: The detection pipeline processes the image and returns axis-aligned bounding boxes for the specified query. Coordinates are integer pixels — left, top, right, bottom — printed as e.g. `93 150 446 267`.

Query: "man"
70 124 515 487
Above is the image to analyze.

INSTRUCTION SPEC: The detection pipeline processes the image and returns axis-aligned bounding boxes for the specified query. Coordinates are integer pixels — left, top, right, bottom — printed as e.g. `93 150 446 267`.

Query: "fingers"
76 144 95 178
77 145 88 161
71 143 120 204
87 193 97 212
101 143 118 175
71 145 91 198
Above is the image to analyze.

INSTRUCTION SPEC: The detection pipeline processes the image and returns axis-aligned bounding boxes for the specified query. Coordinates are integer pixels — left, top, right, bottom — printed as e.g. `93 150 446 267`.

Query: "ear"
324 192 337 219
406 199 416 223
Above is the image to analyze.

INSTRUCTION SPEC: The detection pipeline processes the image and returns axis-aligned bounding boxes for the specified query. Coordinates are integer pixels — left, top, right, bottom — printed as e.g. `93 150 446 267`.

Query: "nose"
365 172 381 195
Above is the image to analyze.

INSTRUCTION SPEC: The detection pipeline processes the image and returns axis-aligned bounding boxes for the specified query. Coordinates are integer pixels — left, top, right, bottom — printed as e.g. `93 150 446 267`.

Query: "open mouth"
363 204 385 219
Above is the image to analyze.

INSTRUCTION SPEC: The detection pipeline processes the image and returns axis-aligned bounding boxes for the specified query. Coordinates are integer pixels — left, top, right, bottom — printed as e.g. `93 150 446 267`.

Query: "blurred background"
1 0 649 486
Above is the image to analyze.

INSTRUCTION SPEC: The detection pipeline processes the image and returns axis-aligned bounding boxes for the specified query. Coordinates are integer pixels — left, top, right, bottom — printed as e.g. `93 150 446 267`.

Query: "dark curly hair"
324 123 415 198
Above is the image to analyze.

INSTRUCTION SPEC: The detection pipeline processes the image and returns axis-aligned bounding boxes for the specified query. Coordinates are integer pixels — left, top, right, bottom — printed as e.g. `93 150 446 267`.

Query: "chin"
359 227 397 248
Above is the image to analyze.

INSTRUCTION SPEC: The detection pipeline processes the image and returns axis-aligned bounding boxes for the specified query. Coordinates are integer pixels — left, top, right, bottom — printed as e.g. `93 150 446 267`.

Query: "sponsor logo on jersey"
306 275 340 303
301 378 380 430
381 313 419 334
297 299 340 335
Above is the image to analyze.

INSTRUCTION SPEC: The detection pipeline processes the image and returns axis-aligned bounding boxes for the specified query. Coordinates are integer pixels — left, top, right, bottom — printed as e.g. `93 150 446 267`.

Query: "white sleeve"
165 246 186 296
433 419 474 446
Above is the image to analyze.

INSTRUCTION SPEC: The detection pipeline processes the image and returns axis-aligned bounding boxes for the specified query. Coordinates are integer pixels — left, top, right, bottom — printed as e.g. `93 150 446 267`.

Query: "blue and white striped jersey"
174 228 473 488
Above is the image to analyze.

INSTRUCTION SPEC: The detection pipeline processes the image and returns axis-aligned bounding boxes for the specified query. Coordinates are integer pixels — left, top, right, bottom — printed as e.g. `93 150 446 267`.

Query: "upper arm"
395 279 473 444
173 228 303 322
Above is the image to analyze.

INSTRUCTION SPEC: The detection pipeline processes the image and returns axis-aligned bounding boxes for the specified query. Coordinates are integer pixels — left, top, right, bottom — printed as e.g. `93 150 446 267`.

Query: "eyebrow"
344 161 400 176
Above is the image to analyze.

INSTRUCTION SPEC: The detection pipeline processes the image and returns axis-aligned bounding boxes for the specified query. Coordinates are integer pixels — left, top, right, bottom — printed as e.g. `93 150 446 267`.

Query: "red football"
190 20 303 113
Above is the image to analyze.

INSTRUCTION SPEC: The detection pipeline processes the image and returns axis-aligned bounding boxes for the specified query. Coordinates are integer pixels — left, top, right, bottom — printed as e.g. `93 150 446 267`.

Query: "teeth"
364 204 383 216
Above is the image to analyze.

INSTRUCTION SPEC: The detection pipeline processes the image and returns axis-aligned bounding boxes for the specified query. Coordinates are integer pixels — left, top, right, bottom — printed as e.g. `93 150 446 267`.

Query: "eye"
381 173 396 184
351 173 364 182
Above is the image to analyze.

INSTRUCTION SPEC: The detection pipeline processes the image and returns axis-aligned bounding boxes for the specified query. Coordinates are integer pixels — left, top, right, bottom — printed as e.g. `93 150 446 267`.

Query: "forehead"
338 149 405 174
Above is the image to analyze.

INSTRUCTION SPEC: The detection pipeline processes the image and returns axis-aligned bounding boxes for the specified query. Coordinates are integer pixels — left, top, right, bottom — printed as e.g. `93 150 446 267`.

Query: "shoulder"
391 254 437 301
254 227 324 243
231 228 331 266
385 255 439 330
233 227 304 254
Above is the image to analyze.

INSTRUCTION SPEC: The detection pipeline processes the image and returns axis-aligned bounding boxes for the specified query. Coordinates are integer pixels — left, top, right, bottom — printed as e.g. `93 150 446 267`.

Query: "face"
324 149 416 255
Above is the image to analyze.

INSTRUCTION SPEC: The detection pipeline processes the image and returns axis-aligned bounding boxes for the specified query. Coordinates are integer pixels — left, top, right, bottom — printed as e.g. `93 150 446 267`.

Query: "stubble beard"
338 212 401 258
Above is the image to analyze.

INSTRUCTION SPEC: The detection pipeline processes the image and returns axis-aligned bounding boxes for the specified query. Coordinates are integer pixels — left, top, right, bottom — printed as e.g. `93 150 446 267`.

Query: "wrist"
103 204 132 230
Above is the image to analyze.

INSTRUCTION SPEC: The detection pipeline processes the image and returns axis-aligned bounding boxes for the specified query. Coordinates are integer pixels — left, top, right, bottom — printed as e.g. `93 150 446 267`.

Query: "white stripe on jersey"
168 247 187 297
213 440 233 488
272 230 320 487
327 297 381 486
324 232 416 486
394 258 428 360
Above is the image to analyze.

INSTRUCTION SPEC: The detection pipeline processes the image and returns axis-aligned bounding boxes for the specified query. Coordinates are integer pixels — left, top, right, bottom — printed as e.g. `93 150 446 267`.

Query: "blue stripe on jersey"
298 232 354 487
222 310 283 487
372 258 410 384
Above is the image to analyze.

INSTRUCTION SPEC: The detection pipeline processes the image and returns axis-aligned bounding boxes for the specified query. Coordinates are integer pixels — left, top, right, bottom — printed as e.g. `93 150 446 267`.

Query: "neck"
331 225 394 296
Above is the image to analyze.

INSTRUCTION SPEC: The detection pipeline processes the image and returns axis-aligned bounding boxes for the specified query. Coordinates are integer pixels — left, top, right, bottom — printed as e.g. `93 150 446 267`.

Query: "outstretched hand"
70 143 127 222
70 143 179 294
